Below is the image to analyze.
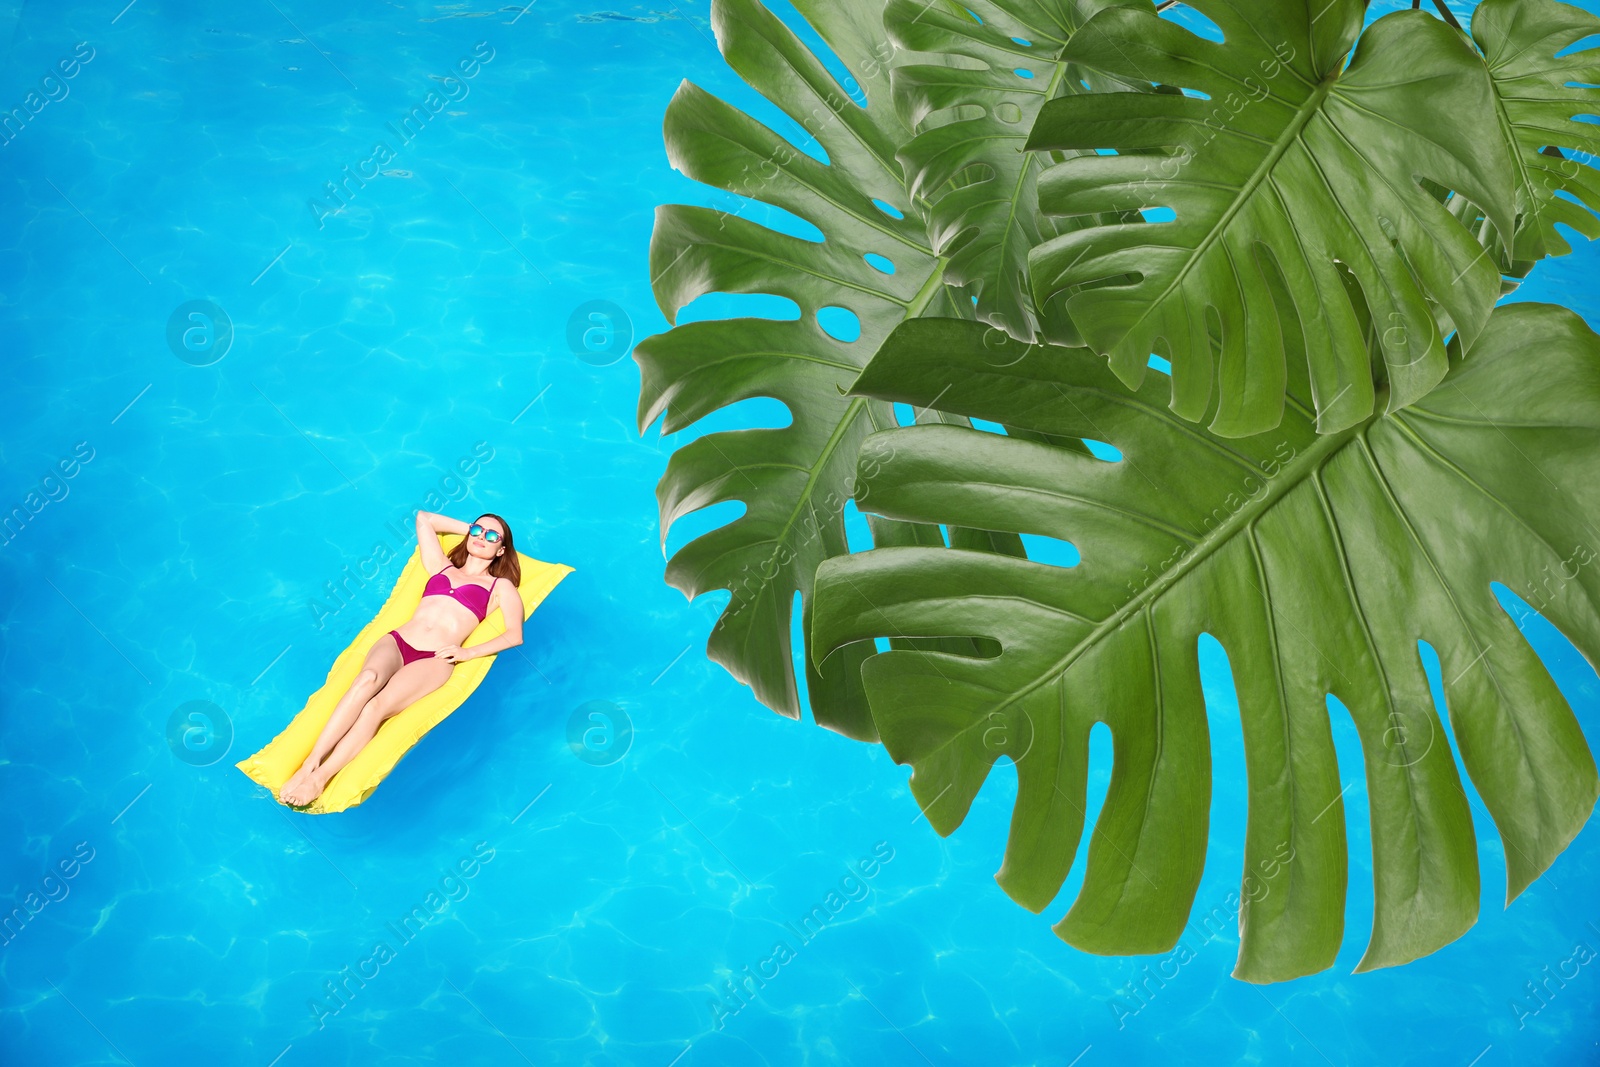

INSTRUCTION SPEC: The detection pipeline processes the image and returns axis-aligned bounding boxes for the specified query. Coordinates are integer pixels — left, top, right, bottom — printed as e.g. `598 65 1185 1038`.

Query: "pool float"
236 533 572 814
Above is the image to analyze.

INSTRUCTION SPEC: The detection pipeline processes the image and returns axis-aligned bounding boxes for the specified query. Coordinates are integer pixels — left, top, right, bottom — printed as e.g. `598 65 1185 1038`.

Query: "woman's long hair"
447 512 521 587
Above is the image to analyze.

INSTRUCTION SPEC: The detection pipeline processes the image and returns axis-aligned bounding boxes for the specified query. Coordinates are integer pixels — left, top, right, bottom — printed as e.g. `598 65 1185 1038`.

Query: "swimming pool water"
2 0 1599 1064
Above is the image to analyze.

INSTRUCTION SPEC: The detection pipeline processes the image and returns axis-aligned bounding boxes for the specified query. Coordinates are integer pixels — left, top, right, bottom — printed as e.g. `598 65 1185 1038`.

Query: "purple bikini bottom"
387 629 438 666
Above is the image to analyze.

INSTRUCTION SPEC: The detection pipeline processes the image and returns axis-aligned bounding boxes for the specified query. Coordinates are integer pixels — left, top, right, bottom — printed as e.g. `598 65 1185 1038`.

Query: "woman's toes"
276 761 332 807
281 774 316 806
280 762 319 802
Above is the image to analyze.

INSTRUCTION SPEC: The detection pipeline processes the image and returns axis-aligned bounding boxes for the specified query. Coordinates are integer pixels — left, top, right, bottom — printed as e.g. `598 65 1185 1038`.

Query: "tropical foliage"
638 0 1600 980
1028 0 1518 437
883 0 1147 343
1470 0 1600 268
812 302 1600 980
636 0 965 739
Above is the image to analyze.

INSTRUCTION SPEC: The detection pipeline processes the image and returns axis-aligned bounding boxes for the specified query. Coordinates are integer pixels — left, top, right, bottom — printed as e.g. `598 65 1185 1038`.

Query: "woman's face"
469 516 506 558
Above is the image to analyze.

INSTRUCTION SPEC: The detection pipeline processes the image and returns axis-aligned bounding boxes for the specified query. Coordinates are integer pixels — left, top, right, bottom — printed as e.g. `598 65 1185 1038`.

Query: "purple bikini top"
423 568 496 622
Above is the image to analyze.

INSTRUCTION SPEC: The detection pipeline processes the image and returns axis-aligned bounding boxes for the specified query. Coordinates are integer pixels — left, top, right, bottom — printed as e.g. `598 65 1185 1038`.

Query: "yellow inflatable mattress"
236 533 572 813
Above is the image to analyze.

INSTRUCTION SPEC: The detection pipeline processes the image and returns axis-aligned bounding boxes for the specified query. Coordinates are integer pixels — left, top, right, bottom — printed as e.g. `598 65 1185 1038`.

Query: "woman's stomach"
395 600 479 648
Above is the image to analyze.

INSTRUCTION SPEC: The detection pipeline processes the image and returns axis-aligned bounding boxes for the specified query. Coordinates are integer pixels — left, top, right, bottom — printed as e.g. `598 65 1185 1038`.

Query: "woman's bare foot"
277 759 318 803
280 764 330 807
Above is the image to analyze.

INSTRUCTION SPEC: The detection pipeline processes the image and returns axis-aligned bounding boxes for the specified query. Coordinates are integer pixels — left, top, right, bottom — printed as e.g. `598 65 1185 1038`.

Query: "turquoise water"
2 0 1599 1064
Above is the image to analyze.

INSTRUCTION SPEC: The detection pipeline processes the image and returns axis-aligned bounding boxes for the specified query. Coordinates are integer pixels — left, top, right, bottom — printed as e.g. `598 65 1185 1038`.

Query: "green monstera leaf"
1024 0 1518 439
883 0 1150 342
812 302 1600 981
1470 0 1600 268
636 0 977 738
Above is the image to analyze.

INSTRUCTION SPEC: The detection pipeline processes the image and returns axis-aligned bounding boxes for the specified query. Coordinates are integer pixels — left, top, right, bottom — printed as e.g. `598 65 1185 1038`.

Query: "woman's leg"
287 656 456 806
278 636 403 803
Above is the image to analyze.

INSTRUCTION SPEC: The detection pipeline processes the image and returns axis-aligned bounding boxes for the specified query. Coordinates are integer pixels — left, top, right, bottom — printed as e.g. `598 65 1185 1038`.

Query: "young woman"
278 511 525 807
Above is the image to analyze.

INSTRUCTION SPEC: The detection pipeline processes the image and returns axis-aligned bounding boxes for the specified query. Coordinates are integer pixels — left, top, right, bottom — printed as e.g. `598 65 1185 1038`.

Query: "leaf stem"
1429 0 1464 33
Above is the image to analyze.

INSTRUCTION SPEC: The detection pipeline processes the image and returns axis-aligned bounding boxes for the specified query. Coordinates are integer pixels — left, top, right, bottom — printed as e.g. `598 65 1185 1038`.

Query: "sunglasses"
468 523 502 544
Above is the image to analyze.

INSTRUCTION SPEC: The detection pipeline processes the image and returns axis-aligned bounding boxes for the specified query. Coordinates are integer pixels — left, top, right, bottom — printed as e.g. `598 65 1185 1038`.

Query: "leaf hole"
955 162 997 187
1081 438 1122 462
1053 721 1116 908
1018 533 1080 568
842 497 872 554
816 305 861 342
791 132 831 165
863 251 896 274
1193 633 1250 941
711 191 825 242
662 498 746 562
1415 639 1511 898
1554 33 1600 59
871 197 905 219
663 394 793 441
1013 68 1036 79
791 589 813 719
761 0 870 108
675 292 801 327
1159 3 1224 42
1323 693 1376 964
1491 583 1600 710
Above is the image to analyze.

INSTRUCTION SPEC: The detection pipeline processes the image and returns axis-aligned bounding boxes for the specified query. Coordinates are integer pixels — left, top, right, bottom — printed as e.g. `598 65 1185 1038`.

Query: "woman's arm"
414 510 468 573
435 584 525 663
